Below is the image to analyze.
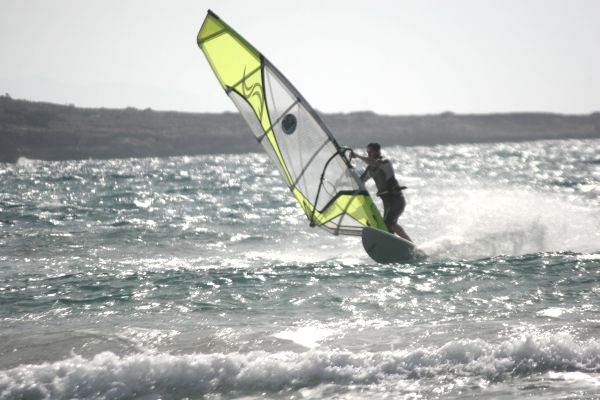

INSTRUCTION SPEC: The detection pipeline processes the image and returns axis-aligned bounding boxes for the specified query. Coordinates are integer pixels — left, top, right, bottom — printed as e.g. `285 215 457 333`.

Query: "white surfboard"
361 227 426 263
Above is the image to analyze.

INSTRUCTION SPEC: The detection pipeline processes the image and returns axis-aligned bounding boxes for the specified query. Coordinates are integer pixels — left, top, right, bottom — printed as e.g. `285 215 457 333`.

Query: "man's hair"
367 142 381 152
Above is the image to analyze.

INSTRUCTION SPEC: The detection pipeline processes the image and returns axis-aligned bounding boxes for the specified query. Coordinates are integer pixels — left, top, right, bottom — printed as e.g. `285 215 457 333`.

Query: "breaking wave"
2 334 599 399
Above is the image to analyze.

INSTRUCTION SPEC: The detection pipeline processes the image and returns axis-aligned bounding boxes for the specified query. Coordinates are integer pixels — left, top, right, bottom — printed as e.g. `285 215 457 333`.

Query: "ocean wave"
2 334 599 399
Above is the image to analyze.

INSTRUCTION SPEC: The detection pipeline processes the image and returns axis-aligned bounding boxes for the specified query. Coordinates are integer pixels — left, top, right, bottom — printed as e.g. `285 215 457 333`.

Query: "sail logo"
241 66 265 121
282 114 297 134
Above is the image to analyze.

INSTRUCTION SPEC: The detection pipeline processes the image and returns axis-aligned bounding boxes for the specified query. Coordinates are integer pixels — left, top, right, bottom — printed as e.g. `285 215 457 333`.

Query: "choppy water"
1 139 599 399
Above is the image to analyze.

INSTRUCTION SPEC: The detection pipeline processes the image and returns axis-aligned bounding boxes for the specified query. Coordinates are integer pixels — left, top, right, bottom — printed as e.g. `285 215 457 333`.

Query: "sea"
1 138 599 400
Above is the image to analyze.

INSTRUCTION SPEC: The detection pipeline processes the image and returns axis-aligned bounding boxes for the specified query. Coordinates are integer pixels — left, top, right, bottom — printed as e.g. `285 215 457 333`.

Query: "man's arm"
350 150 379 168
359 168 369 182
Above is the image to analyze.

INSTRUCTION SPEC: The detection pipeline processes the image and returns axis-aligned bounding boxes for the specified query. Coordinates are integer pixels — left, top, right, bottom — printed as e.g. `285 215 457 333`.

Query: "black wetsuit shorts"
381 192 406 226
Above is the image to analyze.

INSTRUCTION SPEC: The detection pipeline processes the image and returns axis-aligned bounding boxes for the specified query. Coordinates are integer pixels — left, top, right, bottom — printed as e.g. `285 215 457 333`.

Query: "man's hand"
348 149 355 159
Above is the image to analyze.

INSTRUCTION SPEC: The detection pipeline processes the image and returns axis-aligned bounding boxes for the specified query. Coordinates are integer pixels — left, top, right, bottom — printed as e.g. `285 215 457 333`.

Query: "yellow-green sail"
197 10 387 235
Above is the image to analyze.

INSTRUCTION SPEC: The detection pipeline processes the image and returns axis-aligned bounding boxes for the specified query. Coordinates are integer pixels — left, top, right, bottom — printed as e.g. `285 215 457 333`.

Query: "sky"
1 0 599 115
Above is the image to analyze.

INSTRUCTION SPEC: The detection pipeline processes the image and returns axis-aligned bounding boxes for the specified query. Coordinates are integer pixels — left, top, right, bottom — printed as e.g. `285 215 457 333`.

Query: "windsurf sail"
197 10 388 235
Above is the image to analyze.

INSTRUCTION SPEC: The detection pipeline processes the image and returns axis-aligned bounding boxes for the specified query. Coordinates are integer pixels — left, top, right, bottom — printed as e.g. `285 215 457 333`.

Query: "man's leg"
384 194 412 242
389 222 412 242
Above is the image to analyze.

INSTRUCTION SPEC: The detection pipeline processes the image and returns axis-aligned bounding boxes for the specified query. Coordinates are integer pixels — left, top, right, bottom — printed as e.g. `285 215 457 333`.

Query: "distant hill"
1 95 598 163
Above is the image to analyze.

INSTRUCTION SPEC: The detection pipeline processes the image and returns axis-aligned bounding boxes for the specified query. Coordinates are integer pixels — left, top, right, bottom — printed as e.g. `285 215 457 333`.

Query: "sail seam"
290 138 329 190
198 29 227 45
335 191 359 235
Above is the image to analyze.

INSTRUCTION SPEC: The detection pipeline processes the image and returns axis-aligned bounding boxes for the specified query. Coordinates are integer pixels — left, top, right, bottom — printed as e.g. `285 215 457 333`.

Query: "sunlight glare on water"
0 139 599 399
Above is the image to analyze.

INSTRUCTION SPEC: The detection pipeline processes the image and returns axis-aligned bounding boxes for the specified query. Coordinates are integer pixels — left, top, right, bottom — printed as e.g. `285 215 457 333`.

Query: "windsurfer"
350 143 413 242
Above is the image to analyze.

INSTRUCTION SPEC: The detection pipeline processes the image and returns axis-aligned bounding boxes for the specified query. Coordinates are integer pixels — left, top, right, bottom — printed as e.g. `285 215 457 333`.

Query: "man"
350 143 413 242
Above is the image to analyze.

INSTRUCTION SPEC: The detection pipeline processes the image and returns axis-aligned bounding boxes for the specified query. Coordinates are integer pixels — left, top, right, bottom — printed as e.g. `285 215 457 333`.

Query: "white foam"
273 326 336 348
2 334 599 399
537 307 568 318
133 198 152 209
16 156 39 167
547 371 600 385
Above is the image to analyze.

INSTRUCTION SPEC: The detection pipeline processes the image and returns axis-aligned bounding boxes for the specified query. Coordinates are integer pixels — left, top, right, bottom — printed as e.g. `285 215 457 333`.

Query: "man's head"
366 142 381 159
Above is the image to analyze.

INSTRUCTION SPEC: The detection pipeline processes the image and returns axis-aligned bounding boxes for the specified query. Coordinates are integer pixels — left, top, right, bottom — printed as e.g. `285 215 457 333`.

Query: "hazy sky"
1 0 599 114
